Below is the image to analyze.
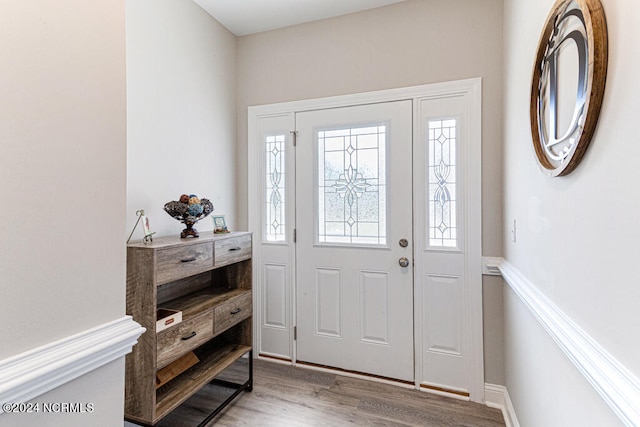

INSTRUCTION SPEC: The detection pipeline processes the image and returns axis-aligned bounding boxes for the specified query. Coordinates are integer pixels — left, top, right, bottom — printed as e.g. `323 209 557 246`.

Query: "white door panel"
414 93 483 397
295 101 414 381
253 113 295 359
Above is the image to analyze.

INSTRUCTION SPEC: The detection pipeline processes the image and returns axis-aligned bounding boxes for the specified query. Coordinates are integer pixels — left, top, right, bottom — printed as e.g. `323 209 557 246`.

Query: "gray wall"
126 0 237 238
0 1 128 425
502 0 640 424
236 0 505 385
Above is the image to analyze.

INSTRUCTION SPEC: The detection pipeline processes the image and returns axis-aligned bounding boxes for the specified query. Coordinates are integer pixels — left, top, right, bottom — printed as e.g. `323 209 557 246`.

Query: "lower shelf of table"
154 343 252 423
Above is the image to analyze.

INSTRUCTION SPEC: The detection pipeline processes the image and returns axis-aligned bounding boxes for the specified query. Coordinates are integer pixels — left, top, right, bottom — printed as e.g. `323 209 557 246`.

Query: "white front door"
295 101 414 381
249 79 483 400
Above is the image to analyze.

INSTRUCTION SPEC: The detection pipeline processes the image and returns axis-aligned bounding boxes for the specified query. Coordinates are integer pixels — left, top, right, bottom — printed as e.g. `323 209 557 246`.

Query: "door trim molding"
248 78 482 116
248 78 484 400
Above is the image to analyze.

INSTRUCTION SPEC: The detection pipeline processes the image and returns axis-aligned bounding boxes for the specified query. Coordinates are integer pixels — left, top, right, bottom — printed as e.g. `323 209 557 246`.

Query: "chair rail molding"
0 316 145 412
499 259 640 427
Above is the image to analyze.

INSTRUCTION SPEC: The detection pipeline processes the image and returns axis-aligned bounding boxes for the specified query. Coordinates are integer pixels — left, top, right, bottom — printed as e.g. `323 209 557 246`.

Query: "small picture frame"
142 215 153 237
212 215 229 233
140 213 155 245
127 209 155 245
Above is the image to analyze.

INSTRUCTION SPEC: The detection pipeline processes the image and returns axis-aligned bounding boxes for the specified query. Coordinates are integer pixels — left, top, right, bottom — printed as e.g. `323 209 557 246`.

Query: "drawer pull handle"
181 331 197 340
181 257 197 263
230 308 242 315
229 247 242 252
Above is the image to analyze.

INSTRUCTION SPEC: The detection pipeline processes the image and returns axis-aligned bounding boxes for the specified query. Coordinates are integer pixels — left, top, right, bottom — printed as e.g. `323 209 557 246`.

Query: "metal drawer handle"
228 247 242 252
230 308 241 315
181 257 197 263
181 331 197 340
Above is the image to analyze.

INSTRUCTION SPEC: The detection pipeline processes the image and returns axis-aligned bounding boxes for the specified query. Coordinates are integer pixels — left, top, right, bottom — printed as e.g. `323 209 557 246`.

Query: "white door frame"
248 78 484 401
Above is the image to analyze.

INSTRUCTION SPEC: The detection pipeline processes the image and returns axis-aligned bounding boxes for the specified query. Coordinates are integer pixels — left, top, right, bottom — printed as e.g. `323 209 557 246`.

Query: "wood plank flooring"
153 358 505 426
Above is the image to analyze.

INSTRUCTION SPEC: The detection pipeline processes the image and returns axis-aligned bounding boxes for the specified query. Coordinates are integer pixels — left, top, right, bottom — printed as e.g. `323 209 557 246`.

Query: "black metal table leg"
196 349 253 427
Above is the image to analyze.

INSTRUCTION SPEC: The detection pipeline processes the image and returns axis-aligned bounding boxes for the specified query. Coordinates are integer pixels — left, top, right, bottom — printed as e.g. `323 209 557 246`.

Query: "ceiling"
192 0 409 36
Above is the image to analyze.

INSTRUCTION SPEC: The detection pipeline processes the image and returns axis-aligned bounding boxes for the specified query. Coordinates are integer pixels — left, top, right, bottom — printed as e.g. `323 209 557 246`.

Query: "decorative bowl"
163 194 214 238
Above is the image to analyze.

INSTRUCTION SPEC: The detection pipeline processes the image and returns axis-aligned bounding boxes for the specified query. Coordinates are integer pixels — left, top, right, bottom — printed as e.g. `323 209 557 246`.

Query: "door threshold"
258 353 292 364
295 360 415 389
420 383 470 401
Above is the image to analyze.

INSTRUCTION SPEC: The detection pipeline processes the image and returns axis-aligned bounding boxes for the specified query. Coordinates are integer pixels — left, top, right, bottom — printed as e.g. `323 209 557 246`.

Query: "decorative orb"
179 194 190 203
188 203 204 217
188 196 200 205
201 198 214 216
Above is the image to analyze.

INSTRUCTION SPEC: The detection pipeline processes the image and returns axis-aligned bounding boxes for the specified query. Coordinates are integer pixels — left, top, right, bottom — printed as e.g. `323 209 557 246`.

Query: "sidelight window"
265 134 286 242
427 119 458 248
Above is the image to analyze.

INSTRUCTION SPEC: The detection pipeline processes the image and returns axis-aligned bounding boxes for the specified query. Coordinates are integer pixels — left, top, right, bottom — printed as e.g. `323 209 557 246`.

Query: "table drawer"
156 242 214 285
214 291 252 335
157 311 213 368
215 235 251 268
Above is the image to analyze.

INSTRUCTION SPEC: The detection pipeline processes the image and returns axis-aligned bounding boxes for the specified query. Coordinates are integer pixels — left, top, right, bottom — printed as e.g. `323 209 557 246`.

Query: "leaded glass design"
318 125 386 245
428 119 458 248
265 134 285 242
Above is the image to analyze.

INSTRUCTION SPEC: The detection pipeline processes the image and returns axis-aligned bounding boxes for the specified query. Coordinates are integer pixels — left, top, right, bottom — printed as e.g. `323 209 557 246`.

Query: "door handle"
399 257 410 268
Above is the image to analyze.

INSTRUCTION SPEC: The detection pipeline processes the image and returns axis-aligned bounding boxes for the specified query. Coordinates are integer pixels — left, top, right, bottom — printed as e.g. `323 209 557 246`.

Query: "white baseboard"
484 383 505 409
484 383 520 427
499 259 640 427
502 386 520 427
0 316 145 413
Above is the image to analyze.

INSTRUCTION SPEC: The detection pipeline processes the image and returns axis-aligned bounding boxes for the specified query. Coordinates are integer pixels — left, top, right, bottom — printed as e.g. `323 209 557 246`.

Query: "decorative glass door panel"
427 119 458 249
318 125 387 246
265 134 286 242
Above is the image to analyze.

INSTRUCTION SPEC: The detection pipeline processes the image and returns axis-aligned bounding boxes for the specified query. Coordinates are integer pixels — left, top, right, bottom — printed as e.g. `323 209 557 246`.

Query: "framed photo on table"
212 215 228 233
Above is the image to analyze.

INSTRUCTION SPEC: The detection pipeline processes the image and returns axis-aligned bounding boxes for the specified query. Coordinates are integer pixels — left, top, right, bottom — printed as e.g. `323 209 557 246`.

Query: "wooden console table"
125 232 253 426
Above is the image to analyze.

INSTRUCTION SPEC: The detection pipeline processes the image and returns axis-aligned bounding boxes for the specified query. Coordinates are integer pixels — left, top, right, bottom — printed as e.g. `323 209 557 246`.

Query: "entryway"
248 79 484 401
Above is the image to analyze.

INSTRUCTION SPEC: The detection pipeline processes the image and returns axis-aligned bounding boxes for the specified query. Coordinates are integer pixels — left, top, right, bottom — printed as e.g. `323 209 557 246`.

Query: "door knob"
398 257 410 268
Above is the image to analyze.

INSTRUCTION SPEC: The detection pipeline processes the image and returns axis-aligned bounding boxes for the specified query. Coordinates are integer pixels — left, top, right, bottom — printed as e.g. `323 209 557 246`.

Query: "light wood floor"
153 358 506 426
